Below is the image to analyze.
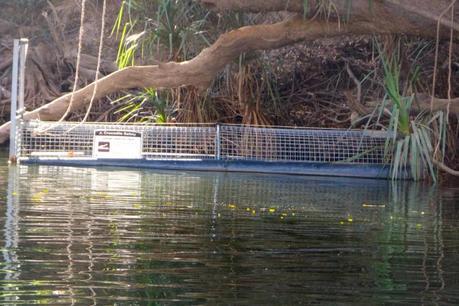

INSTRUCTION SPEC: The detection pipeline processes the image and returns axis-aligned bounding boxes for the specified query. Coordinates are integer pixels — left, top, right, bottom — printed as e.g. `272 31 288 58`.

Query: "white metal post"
18 39 28 113
9 39 28 164
9 40 20 163
215 124 221 160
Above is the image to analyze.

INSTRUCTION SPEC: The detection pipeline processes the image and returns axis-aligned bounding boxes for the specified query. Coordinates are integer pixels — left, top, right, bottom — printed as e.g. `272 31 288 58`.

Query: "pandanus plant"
381 53 445 181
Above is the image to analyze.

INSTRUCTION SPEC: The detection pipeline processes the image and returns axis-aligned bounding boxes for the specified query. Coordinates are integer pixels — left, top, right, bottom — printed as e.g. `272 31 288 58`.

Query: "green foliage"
111 0 212 122
381 55 411 136
301 0 341 22
316 0 340 22
388 113 438 181
378 48 443 181
113 0 209 67
302 0 374 21
112 88 169 123
115 22 141 68
303 0 309 18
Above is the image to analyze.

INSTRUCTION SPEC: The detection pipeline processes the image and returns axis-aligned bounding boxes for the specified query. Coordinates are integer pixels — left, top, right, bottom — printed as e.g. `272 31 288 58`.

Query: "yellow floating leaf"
269 208 276 213
31 193 44 204
362 203 386 208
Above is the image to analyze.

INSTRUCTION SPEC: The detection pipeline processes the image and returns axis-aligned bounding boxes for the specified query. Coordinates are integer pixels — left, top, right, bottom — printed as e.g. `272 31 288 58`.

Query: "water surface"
0 150 458 304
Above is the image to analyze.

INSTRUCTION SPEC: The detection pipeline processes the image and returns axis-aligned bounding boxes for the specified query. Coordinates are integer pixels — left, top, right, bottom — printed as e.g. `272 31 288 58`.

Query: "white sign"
93 130 143 159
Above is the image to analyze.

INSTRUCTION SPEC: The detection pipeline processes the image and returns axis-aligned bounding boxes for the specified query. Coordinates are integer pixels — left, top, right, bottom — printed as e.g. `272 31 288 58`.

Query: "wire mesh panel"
20 121 216 160
142 126 216 159
21 122 97 157
19 121 391 165
220 125 390 164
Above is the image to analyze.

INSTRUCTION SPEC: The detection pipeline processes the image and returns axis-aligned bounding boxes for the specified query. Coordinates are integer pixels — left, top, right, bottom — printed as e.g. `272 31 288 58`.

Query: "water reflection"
0 164 458 304
2 166 20 303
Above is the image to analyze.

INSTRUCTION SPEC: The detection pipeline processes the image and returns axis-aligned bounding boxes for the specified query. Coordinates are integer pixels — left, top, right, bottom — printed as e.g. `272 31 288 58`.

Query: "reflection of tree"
367 183 453 304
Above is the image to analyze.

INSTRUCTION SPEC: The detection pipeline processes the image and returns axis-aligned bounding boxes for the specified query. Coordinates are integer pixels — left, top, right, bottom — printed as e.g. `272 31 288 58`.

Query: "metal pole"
9 40 20 163
16 39 28 161
8 39 28 164
215 124 221 160
18 39 28 113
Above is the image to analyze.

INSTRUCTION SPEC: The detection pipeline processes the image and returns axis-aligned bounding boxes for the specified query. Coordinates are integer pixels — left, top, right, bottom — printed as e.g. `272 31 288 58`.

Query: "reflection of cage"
19 121 390 165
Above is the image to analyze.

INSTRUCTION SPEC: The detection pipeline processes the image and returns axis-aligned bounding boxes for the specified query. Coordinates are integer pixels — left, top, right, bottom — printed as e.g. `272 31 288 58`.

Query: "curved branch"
0 17 386 143
434 160 459 176
347 93 459 115
198 0 459 34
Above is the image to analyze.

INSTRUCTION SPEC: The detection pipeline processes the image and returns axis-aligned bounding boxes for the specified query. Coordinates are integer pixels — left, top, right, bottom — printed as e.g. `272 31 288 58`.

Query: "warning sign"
93 130 143 159
97 141 110 152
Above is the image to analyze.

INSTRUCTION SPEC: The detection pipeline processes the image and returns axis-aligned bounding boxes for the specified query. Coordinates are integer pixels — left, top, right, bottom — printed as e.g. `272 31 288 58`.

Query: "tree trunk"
199 0 459 34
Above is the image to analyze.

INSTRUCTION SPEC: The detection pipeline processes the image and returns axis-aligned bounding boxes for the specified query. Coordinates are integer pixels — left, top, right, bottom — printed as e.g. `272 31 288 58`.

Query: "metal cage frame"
18 121 391 166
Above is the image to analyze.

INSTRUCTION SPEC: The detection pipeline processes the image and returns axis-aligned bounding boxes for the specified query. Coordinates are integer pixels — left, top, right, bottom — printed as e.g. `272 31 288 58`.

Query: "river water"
0 151 458 304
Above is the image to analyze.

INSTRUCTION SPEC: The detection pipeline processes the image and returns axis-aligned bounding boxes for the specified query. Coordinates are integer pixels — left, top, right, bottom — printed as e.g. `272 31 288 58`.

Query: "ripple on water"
0 163 458 304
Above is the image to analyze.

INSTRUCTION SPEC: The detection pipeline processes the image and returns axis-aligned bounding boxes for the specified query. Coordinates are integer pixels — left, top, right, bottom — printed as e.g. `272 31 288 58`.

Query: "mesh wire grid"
19 121 391 164
219 125 390 164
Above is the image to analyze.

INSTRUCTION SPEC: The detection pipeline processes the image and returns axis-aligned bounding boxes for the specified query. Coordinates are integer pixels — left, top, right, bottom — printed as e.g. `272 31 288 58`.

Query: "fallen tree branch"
346 94 459 116
0 17 394 143
199 0 459 34
385 0 459 33
415 93 459 114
